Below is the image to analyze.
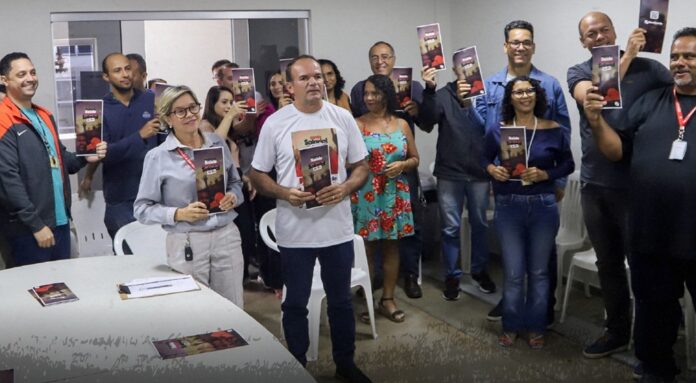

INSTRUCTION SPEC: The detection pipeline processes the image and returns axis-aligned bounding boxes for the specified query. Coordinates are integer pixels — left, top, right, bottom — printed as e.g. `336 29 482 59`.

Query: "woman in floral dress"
352 74 419 322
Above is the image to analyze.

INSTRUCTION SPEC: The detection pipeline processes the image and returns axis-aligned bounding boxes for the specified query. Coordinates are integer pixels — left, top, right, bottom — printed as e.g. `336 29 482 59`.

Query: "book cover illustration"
279 58 294 100
417 23 446 71
193 147 226 214
29 282 79 306
73 99 103 156
230 68 257 114
152 329 248 360
153 82 175 114
453 46 486 99
390 67 413 112
591 45 622 109
499 126 528 181
291 129 339 208
299 144 332 209
639 0 670 53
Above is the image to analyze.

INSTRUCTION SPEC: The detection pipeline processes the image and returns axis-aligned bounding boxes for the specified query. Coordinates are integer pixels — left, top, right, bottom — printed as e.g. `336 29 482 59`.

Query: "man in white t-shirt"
250 55 371 383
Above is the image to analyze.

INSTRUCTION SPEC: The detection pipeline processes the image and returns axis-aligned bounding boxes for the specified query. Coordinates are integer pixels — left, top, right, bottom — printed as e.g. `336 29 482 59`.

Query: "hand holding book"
421 66 438 89
174 201 209 223
487 164 510 182
217 193 237 211
285 187 315 207
625 28 648 59
314 183 347 206
519 167 549 184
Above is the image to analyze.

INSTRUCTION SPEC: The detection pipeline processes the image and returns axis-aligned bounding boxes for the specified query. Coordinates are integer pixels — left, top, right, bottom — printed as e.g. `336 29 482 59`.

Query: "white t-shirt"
252 101 368 248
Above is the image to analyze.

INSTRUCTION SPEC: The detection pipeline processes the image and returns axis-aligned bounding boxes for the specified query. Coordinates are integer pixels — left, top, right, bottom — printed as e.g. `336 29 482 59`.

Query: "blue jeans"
104 200 136 239
10 224 71 266
398 169 422 276
279 240 355 368
437 178 490 279
495 193 559 333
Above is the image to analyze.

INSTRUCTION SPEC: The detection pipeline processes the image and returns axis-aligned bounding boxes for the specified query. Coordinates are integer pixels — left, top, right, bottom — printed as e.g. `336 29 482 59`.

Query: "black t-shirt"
567 56 672 188
623 86 696 259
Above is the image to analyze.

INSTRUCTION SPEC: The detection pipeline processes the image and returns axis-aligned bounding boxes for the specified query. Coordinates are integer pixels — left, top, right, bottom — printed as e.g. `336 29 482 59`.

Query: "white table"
0 256 315 383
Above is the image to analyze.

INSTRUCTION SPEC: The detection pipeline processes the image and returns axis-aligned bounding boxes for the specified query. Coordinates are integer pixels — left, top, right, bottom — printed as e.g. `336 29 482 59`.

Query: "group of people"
0 9 695 383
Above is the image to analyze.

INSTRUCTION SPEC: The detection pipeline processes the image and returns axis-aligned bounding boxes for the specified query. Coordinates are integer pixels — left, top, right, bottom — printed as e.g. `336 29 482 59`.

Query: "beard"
112 83 132 94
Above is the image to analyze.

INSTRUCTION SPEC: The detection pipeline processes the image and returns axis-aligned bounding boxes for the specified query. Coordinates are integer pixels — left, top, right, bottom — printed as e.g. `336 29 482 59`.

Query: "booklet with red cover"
639 0 670 53
29 282 79 306
74 99 103 156
152 329 248 359
417 23 446 71
390 67 413 112
193 147 226 214
229 68 257 113
499 126 527 181
453 46 486 99
592 45 622 109
291 128 339 208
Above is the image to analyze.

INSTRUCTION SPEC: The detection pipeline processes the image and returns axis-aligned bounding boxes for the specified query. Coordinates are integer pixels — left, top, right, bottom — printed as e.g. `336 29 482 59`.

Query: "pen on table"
146 284 173 290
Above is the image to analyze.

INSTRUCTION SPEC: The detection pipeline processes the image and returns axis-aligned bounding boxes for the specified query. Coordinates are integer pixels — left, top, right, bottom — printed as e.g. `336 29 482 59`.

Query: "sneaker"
487 301 503 321
403 273 423 299
583 333 629 359
335 364 372 383
633 363 643 380
442 277 461 301
471 272 497 293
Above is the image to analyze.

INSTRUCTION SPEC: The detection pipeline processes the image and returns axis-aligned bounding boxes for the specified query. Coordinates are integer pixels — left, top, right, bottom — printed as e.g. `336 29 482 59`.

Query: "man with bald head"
567 12 672 359
96 52 160 240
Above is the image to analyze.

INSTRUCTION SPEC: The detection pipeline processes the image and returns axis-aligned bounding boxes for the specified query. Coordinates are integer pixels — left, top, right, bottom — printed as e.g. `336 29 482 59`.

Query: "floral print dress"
351 129 414 241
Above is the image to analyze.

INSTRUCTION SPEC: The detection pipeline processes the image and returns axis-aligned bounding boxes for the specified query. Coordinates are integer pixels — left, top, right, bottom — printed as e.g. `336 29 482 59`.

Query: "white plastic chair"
554 171 588 310
259 209 378 361
71 191 113 258
113 220 168 263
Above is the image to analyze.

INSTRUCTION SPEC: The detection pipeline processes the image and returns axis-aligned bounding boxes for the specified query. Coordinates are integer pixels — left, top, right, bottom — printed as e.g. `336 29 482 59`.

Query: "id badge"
49 155 59 168
669 140 687 161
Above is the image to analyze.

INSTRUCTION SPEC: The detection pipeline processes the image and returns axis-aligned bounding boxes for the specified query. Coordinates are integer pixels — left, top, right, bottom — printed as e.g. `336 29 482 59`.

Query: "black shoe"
471 272 497 294
487 301 503 321
633 363 643 380
582 333 629 359
404 273 422 299
335 364 372 383
442 277 460 301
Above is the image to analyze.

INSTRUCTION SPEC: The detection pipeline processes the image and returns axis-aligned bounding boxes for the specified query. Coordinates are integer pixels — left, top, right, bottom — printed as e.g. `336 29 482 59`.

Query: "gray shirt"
134 132 244 233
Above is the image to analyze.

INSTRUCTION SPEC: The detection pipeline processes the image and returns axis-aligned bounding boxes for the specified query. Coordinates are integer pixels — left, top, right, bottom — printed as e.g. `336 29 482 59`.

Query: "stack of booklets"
291 129 339 209
29 282 79 307
152 328 248 359
118 275 200 299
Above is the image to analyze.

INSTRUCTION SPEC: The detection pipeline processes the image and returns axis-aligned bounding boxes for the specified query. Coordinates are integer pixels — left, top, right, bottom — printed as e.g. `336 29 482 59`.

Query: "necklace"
513 116 538 163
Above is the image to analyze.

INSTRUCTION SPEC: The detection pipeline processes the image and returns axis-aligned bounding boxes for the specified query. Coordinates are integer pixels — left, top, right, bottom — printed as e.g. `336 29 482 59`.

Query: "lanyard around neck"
674 86 696 141
176 148 195 170
513 116 538 163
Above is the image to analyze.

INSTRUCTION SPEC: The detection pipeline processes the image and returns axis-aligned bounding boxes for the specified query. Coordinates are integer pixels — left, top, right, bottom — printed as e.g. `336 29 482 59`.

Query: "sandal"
378 297 405 323
528 333 545 350
498 332 517 347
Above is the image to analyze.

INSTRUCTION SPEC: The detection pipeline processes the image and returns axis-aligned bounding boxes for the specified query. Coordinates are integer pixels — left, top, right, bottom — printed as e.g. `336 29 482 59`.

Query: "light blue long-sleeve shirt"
134 131 243 233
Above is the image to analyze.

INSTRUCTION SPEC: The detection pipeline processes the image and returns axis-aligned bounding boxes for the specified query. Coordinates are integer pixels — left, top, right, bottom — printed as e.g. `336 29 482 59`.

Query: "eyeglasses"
511 88 536 98
369 54 394 63
169 103 201 118
507 40 534 48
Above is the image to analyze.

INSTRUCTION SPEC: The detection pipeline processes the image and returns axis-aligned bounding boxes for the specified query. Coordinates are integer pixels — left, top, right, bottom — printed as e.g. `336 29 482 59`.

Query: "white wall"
1 0 693 174
143 20 233 104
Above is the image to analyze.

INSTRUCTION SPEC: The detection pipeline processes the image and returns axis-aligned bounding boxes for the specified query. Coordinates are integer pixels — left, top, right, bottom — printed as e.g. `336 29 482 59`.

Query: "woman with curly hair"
351 74 419 323
482 76 574 349
319 59 352 113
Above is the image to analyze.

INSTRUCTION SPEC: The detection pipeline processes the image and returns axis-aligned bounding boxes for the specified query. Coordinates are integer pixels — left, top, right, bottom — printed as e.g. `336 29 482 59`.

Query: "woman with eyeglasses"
482 76 574 349
134 85 245 308
319 59 352 113
352 74 419 323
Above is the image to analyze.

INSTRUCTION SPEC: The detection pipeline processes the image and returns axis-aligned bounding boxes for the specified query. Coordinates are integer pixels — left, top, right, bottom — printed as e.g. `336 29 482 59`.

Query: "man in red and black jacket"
0 52 106 266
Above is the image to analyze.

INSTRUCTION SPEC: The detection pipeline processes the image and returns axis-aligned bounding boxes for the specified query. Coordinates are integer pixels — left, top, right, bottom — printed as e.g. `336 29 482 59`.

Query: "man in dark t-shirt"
567 11 672 360
583 27 696 382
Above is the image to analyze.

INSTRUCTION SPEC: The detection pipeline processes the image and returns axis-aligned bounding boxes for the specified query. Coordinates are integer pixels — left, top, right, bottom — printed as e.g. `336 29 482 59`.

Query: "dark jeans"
10 224 71 266
631 252 696 380
234 175 257 280
581 183 631 340
398 169 422 277
279 240 355 368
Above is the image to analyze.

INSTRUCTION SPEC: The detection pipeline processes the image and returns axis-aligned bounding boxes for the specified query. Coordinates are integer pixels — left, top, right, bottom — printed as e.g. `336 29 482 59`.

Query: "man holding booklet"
250 55 372 383
583 26 696 383
567 11 672 360
0 52 107 266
